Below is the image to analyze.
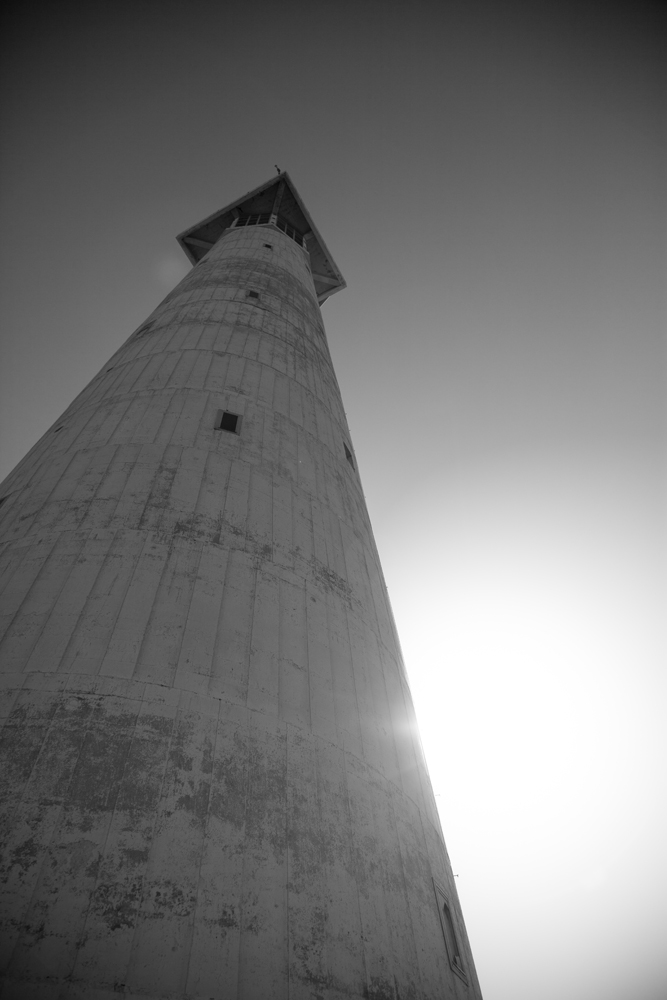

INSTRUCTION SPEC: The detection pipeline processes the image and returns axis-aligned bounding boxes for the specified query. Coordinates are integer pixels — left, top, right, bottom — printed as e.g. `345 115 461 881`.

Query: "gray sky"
1 2 665 998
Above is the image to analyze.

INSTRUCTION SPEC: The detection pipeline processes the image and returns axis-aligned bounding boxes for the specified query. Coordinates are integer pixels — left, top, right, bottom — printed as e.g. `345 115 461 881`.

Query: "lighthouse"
0 174 483 999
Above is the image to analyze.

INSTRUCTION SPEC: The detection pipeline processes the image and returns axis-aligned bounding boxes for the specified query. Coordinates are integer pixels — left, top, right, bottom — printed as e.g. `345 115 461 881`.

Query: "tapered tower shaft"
0 175 482 999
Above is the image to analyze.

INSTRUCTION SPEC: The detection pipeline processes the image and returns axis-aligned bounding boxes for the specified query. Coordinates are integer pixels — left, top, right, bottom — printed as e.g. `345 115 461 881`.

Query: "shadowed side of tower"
0 175 483 1000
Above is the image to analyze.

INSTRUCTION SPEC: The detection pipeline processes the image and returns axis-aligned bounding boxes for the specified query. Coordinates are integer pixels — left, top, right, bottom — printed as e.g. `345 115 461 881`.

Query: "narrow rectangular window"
247 290 260 300
343 442 355 469
433 880 468 984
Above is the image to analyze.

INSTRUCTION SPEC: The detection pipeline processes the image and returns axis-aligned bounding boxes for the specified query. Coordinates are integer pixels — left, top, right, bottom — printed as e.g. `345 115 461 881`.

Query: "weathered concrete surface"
0 203 483 998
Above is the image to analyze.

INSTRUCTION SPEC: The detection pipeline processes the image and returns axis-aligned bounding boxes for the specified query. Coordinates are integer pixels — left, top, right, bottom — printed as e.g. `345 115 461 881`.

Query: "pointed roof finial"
274 164 281 175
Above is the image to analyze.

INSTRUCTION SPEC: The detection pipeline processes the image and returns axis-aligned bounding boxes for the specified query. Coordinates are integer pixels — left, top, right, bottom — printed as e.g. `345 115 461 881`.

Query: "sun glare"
379 454 663 915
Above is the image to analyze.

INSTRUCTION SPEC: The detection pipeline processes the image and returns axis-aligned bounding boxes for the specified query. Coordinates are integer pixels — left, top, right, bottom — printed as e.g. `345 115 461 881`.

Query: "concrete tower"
0 174 483 1000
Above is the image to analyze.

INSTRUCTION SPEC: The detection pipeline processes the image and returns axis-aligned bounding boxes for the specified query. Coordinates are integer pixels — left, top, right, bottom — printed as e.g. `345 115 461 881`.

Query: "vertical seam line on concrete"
172 539 207 682
24 533 107 674
182 695 219 997
118 442 167 525
169 350 200 394
301 575 312 732
161 318 187 355
206 543 232 695
243 558 260 709
193 310 214 353
108 397 153 448
124 696 180 987
98 532 166 677
312 729 331 988
367 773 400 999
322 585 338 749
198 355 216 416
14 447 89 537
341 595 365 764
0 541 24 602
285 721 291 999
148 350 181 393
0 532 86 668
1 681 66 836
132 536 191 683
390 780 427 997
340 721 370 996
136 449 180 533
190 427 215 526
71 690 144 986
88 398 137 456
0 435 47 500
93 356 140 404
139 351 180 395
103 356 153 407
0 533 54 605
99 445 142 528
151 392 188 450
234 708 252 995
76 444 122 531
54 528 127 675
5 687 101 973
213 447 233 547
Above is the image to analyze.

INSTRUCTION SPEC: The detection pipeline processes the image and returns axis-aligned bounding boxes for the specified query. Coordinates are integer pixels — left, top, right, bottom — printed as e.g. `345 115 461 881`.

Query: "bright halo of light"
376 452 664 913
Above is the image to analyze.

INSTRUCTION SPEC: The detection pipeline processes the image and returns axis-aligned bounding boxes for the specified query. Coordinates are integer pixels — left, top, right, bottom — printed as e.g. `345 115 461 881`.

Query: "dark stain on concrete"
92 881 140 931
364 977 398 1000
175 778 211 821
8 837 39 873
150 880 196 919
312 561 352 602
213 907 237 931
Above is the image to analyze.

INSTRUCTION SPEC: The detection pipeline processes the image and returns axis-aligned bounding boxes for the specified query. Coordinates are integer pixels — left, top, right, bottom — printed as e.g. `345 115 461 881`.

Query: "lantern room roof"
176 172 346 304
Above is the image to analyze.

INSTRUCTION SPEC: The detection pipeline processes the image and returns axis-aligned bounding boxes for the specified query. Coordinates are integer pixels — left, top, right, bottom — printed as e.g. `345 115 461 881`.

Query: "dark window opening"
53 426 63 433
275 217 306 247
344 442 355 469
232 212 306 248
263 243 273 249
235 213 271 227
215 410 241 434
247 290 260 300
0 496 7 508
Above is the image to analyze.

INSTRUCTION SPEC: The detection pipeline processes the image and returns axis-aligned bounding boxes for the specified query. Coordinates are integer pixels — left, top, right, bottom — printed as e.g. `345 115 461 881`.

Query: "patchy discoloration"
89 879 141 931
312 561 353 603
0 678 475 998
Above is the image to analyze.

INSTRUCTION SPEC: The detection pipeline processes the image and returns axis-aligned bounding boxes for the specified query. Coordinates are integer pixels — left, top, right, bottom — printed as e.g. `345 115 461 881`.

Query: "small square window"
215 410 242 434
247 290 260 300
343 442 355 469
263 243 273 250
